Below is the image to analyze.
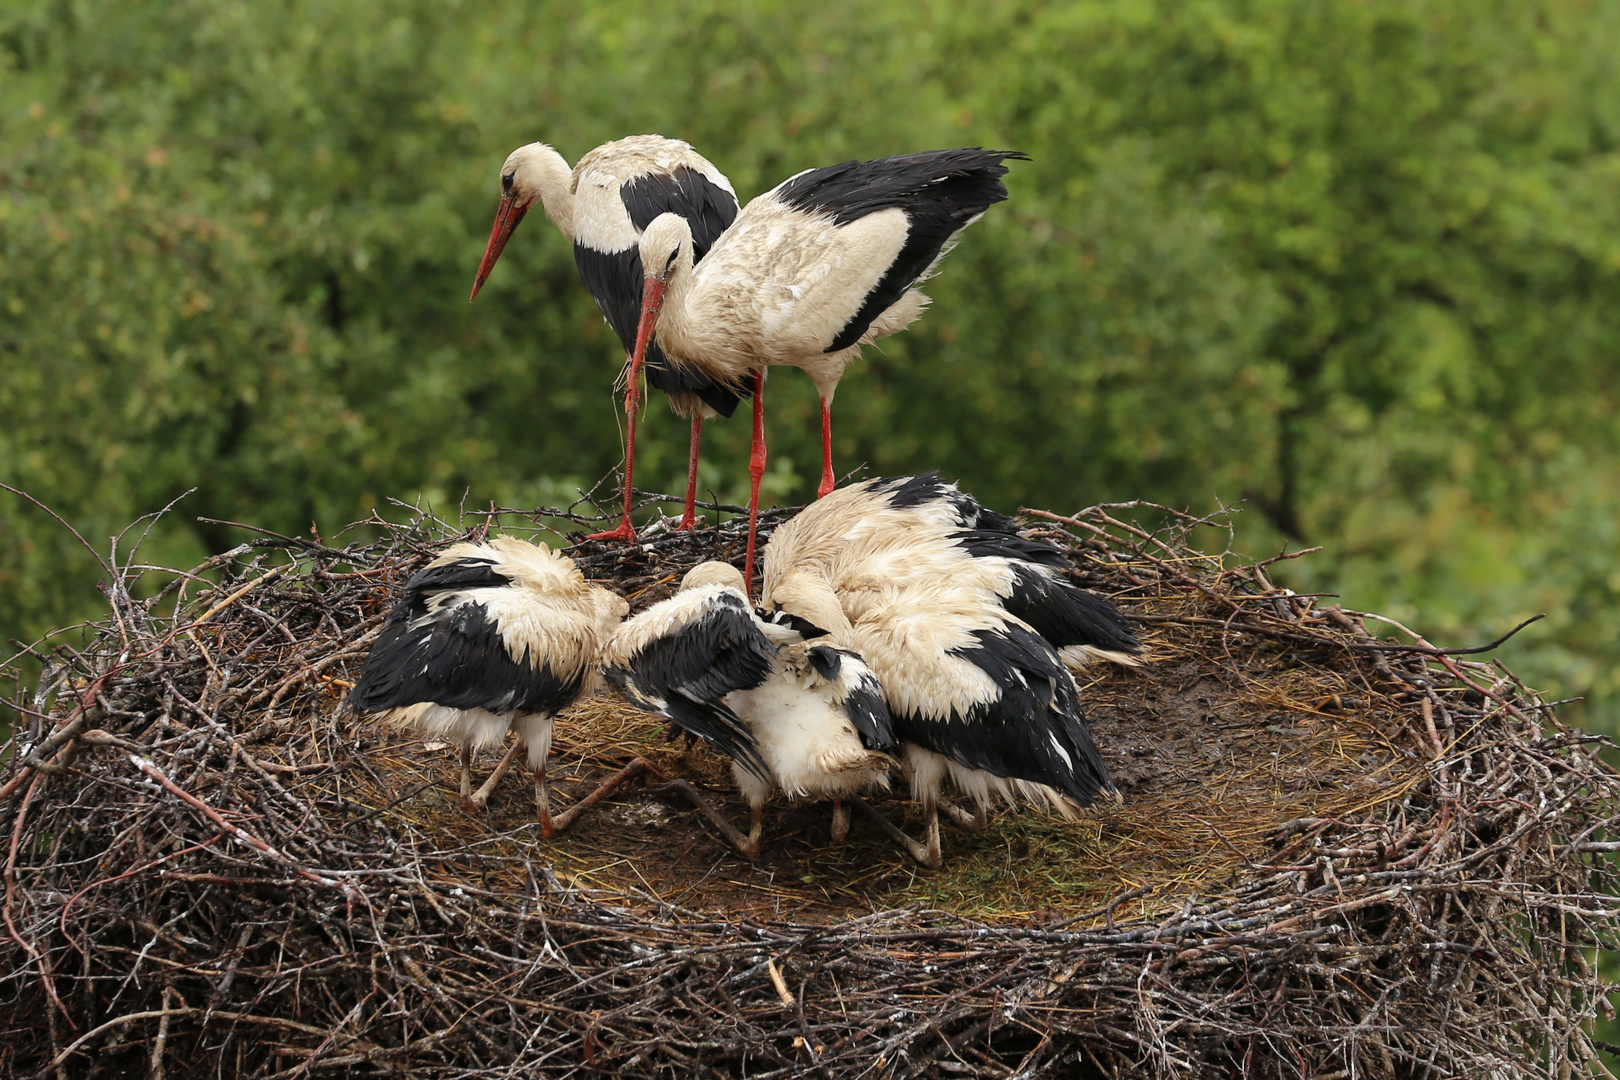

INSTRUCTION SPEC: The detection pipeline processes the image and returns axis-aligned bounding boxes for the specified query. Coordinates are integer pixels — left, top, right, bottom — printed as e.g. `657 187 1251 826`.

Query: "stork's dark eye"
502 171 516 194
664 248 680 272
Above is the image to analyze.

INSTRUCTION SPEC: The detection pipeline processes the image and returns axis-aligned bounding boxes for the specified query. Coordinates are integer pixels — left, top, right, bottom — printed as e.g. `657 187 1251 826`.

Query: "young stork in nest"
759 476 1139 868
469 136 743 539
349 536 638 837
787 473 1144 672
627 148 1026 590
603 561 895 859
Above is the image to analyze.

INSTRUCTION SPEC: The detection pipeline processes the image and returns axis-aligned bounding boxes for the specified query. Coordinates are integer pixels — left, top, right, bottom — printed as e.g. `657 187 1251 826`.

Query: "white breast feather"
724 654 890 804
570 182 640 253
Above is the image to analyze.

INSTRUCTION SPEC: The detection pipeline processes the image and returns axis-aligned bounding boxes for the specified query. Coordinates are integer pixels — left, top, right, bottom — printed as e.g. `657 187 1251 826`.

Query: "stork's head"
639 213 693 289
680 561 746 594
625 212 695 382
470 142 568 301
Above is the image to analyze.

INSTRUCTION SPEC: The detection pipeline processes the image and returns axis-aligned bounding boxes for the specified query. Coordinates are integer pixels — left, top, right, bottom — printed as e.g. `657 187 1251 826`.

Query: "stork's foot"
939 797 991 833
588 520 638 543
459 740 525 814
674 512 703 532
648 779 760 859
540 757 664 839
850 796 941 870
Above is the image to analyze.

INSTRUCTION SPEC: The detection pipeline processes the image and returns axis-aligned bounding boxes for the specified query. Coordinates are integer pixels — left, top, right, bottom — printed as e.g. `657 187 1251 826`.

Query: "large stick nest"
2 490 1617 1078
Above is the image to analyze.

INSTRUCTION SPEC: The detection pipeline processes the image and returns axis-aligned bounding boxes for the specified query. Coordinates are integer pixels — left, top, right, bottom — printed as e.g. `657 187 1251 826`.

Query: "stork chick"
768 473 1143 672
604 561 894 857
349 536 637 837
760 479 1131 868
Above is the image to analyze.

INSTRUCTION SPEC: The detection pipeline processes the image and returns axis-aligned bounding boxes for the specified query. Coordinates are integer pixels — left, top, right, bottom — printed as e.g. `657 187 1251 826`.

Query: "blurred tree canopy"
2 0 1618 728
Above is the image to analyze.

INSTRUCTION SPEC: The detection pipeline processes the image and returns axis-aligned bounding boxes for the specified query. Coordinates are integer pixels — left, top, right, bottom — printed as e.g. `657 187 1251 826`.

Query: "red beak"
628 274 669 375
469 194 530 301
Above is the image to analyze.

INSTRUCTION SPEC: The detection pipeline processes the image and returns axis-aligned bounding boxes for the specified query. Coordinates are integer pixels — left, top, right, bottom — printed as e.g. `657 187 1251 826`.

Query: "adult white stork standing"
627 148 1027 589
469 136 743 538
603 561 895 857
758 477 1135 868
349 536 640 836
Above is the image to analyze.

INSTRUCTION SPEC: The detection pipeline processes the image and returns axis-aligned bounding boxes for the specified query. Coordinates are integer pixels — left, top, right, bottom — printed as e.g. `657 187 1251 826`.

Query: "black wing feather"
605 593 772 779
807 645 896 750
867 476 1142 658
399 555 512 599
766 610 831 639
869 472 1018 532
619 167 739 258
998 565 1141 658
573 245 747 417
350 598 581 718
772 150 1026 352
947 525 1140 657
950 529 1070 568
891 625 1112 803
806 645 841 682
603 667 766 780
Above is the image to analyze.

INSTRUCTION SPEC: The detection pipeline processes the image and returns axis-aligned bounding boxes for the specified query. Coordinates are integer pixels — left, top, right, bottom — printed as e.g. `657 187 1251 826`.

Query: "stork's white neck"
513 142 576 239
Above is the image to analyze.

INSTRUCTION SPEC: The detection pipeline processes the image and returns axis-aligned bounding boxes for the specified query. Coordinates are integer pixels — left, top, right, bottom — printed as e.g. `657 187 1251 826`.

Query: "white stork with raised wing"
470 136 743 539
349 536 636 836
603 561 895 857
759 476 1138 868
627 149 1027 589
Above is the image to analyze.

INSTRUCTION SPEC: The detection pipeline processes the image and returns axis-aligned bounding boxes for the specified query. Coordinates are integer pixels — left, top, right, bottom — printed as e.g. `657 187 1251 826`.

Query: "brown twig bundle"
1 487 1617 1078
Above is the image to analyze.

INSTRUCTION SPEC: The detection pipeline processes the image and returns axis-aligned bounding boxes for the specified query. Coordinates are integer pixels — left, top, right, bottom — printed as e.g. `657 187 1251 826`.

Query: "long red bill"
469 195 529 301
627 275 668 379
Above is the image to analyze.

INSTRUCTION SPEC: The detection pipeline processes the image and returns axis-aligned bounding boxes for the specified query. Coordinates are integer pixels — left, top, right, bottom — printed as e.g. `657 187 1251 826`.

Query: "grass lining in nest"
1 487 1617 1078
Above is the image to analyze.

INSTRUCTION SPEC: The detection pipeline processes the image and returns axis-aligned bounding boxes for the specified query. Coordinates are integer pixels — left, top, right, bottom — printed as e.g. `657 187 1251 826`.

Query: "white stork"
627 148 1027 589
469 136 743 538
759 476 1136 868
774 473 1143 672
349 536 637 836
603 561 895 858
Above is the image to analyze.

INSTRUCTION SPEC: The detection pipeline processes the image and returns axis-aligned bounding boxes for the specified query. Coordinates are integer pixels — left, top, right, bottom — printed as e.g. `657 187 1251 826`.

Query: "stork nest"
2 487 1618 1078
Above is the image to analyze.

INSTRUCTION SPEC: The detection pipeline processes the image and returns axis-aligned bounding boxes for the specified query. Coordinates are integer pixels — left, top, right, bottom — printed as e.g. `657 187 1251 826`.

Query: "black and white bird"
603 561 895 857
470 136 743 540
782 473 1143 672
626 148 1027 590
349 536 635 836
759 476 1138 868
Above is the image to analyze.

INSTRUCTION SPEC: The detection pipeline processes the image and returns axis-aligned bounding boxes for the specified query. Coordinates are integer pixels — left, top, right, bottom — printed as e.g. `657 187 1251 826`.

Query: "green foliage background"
2 0 1618 742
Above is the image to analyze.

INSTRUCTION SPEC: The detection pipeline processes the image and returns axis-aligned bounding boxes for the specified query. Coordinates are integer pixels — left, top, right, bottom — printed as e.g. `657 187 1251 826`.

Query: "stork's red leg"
677 415 703 531
465 738 524 812
744 369 767 596
817 397 836 499
849 795 941 869
544 756 664 837
647 779 761 859
589 359 641 542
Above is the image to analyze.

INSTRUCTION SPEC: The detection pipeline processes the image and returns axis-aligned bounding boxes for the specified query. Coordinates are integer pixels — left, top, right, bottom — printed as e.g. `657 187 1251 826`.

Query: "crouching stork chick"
603 561 895 858
349 536 637 837
762 482 1128 869
772 473 1143 672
